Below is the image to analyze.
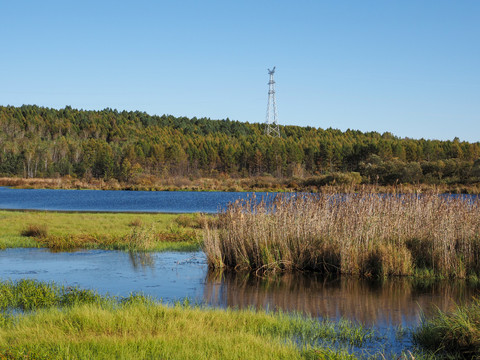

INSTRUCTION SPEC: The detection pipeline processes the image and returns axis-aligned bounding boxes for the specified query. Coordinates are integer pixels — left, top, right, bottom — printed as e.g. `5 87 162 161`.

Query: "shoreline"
0 208 203 215
1 176 480 194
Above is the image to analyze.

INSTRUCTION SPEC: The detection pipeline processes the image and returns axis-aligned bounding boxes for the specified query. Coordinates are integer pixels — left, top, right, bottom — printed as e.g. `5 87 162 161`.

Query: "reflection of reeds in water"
204 271 477 326
204 191 480 277
128 251 155 270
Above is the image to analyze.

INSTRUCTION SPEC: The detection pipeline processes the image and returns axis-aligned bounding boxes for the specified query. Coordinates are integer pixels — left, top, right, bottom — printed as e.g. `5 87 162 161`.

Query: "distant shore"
1 175 479 194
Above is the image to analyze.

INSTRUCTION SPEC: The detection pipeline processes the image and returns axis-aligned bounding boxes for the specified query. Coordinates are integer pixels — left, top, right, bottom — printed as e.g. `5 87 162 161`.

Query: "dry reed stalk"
203 191 480 277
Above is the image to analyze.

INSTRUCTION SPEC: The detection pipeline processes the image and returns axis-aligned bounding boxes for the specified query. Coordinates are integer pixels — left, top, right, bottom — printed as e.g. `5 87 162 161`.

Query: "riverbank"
1 176 480 194
0 211 204 251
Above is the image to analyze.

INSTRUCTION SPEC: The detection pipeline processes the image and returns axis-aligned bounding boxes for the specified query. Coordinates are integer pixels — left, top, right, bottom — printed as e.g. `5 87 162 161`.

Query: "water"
0 249 206 301
0 187 266 213
1 248 478 356
0 248 477 326
0 187 477 213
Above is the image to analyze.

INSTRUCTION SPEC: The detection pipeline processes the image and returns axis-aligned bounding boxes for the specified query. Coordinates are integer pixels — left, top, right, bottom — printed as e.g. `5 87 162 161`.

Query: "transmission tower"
264 66 280 137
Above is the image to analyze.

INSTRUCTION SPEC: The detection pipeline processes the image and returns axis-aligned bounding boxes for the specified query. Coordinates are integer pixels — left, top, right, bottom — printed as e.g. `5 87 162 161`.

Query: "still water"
0 187 261 213
1 248 477 328
0 187 476 213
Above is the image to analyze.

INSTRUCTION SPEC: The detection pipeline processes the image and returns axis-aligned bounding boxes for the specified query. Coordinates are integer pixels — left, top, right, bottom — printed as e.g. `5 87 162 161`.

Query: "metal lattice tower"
264 66 280 137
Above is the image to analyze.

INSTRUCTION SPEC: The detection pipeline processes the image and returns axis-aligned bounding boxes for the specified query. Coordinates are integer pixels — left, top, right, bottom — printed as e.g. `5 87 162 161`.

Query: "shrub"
20 224 48 238
174 214 199 228
128 218 143 227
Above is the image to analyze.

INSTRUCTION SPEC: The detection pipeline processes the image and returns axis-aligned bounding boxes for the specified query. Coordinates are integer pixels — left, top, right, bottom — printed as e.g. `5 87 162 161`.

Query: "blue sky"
1 1 479 142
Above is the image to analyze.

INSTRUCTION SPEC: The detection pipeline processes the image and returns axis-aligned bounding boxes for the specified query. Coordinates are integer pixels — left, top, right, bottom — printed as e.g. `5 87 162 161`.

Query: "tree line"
0 105 479 186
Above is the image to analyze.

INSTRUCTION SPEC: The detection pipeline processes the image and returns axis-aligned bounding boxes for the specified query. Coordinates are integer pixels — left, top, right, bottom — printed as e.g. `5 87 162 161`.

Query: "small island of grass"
0 211 206 252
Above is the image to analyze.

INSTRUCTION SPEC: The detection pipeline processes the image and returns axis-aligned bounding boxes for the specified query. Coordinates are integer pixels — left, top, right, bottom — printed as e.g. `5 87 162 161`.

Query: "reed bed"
2 176 480 194
204 191 480 277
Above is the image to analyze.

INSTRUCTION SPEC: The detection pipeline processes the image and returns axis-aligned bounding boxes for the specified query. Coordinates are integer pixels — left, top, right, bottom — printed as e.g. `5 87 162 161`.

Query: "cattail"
203 191 480 278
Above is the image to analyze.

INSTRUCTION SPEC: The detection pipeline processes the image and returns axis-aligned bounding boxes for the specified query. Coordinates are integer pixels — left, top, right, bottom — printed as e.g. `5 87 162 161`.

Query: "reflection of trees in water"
128 251 155 270
204 271 478 326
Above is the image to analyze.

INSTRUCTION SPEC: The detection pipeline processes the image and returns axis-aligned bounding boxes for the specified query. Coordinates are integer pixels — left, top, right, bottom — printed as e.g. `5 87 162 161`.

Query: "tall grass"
413 297 480 358
0 303 363 360
204 191 480 277
0 279 105 311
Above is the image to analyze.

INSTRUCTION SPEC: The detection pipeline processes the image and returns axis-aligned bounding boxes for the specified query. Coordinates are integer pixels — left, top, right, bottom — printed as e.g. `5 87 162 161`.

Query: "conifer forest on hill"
1 105 479 188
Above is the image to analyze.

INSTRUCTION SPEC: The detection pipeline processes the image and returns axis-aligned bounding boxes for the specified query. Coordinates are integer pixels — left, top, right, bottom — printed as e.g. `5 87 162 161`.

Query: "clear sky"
1 1 479 142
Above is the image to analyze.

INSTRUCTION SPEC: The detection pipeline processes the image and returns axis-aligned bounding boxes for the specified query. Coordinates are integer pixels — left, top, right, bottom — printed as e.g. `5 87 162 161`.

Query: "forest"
0 105 479 188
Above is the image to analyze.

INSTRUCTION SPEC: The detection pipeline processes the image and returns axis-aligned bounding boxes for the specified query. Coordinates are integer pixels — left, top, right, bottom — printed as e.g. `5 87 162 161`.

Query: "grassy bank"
413 297 480 359
204 191 480 278
0 211 205 251
0 279 373 360
1 176 480 194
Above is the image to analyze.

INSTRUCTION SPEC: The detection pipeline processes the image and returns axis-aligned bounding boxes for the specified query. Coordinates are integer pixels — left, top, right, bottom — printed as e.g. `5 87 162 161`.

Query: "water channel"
1 248 477 326
2 248 479 355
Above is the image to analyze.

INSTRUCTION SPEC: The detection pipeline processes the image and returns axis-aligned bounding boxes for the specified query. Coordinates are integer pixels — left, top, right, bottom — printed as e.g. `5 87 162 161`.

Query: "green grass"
413 298 480 359
0 304 335 360
0 279 366 360
0 210 204 251
0 279 106 311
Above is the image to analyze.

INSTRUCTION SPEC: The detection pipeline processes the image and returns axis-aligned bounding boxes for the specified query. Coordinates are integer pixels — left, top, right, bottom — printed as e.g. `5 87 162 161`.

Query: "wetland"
1 188 479 358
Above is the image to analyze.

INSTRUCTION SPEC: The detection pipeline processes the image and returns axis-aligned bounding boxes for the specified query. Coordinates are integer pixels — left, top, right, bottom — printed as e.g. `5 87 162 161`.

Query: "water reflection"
128 251 155 270
204 271 479 327
1 248 478 328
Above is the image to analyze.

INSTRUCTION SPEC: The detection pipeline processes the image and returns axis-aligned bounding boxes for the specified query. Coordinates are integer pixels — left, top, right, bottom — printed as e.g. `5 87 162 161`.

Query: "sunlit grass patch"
0 279 108 312
0 235 38 249
0 211 203 251
0 279 371 360
31 226 201 252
